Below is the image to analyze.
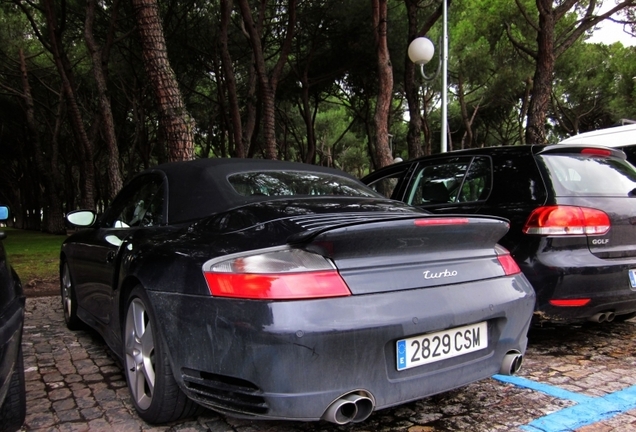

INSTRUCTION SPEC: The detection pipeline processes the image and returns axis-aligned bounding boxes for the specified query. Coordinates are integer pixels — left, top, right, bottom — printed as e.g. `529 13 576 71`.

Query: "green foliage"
1 0 635 227
551 41 636 139
315 101 367 174
606 45 636 122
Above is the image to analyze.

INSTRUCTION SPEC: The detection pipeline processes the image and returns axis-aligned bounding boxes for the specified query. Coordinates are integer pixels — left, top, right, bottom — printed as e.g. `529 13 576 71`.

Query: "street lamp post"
441 0 448 153
407 2 448 153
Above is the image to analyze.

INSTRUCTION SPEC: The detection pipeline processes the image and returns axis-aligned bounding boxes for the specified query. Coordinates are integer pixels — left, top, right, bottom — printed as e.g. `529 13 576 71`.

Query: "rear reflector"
549 299 591 307
523 206 610 236
203 248 352 299
495 245 521 275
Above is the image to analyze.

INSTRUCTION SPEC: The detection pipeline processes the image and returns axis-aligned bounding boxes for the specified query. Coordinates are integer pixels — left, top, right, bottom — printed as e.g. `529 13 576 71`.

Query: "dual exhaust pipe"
323 351 524 424
322 391 374 425
588 311 615 323
500 350 523 375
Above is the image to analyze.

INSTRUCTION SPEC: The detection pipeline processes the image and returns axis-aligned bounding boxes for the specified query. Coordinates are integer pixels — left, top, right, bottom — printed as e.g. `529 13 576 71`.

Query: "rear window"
228 171 380 198
538 154 636 196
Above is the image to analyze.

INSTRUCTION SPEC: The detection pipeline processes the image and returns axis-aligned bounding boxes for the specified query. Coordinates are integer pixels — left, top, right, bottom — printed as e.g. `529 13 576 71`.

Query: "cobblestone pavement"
21 296 636 432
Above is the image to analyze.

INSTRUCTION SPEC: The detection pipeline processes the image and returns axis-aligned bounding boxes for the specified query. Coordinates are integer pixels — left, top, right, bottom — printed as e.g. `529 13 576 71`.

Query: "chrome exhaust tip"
322 391 375 425
589 312 607 323
500 350 523 375
342 393 374 423
322 398 357 425
588 311 616 323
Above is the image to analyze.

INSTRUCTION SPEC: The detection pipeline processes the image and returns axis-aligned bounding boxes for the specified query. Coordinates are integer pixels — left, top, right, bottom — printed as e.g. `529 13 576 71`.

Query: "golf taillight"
495 245 520 275
549 298 591 307
202 248 351 299
523 206 610 236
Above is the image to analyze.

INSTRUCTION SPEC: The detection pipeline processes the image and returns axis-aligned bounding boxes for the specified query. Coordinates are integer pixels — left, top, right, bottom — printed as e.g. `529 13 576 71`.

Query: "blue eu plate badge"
397 340 407 371
629 269 636 289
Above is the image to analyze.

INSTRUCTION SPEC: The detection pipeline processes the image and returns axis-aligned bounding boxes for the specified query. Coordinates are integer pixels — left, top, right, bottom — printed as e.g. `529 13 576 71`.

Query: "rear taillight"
523 206 610 236
203 248 351 300
495 245 521 275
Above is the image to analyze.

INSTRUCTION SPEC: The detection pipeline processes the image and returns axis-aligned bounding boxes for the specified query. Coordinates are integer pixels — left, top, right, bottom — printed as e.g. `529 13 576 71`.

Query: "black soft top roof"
139 158 365 223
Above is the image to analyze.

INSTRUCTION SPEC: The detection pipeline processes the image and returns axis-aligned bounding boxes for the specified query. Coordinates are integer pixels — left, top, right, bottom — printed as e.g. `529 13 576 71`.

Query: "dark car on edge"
362 144 636 325
60 158 535 425
0 206 26 432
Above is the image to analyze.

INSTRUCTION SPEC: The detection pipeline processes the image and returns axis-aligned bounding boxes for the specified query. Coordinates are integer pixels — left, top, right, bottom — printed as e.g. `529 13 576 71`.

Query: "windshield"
228 171 381 198
539 154 636 197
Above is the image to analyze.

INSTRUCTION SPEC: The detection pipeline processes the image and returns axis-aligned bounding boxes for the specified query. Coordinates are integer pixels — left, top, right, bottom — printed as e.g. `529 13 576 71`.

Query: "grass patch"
2 227 66 283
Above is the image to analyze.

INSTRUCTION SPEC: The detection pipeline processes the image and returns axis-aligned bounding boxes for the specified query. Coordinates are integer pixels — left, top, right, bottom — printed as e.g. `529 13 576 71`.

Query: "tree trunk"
42 0 96 209
132 0 195 162
403 0 445 159
457 72 475 149
18 49 66 234
238 0 297 160
244 54 259 158
404 0 423 159
299 69 317 164
519 0 634 144
372 0 394 169
519 76 533 145
220 0 246 158
525 0 555 144
85 0 123 198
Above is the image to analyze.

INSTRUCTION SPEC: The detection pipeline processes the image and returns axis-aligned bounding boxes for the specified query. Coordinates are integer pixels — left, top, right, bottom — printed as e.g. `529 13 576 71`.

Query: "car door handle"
106 251 116 263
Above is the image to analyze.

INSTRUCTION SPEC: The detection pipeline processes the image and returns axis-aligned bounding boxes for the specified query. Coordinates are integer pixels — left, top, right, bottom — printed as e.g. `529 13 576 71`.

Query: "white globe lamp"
408 37 435 65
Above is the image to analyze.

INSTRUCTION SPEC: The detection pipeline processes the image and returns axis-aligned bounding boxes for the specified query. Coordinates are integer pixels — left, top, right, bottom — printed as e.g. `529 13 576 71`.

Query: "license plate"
396 322 488 371
629 269 636 289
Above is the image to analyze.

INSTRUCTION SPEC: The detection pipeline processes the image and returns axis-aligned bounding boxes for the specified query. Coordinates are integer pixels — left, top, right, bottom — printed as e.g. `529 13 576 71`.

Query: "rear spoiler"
538 144 626 160
287 213 510 249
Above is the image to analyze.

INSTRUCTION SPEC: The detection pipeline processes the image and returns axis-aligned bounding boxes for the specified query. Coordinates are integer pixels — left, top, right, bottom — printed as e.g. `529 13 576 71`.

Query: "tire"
123 286 200 423
60 262 82 330
0 346 26 432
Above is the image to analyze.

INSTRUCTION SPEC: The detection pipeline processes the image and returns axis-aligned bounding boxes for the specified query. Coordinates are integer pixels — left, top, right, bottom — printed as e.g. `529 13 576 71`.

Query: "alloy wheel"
61 264 72 321
124 298 156 411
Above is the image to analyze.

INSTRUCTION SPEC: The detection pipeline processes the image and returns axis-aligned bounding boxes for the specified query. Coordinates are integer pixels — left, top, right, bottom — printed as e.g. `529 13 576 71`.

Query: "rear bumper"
147 275 535 421
521 247 636 322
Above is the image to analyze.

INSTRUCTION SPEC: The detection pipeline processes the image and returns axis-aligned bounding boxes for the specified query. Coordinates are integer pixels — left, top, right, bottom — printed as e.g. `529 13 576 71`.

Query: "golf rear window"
539 154 636 196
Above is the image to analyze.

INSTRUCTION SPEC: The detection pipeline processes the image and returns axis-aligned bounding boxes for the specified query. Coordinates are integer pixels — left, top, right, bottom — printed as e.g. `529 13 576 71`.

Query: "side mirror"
67 210 97 227
0 206 8 239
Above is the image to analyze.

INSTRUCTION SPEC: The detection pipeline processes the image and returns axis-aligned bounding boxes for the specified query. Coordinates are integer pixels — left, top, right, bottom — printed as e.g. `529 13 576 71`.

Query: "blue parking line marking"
494 375 594 404
493 374 636 431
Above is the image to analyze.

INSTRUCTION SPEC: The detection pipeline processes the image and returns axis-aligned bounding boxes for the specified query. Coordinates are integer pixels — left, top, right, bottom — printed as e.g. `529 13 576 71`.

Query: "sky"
587 19 636 46
586 6 636 46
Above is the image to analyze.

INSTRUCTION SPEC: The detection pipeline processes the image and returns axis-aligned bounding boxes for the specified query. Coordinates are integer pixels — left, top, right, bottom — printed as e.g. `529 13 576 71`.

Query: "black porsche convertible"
61 158 535 425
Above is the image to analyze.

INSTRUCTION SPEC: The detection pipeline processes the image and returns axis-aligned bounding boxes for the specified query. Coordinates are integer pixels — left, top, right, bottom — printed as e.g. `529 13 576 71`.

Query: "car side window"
490 153 546 205
364 166 409 199
102 177 165 228
407 157 492 206
458 157 492 202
